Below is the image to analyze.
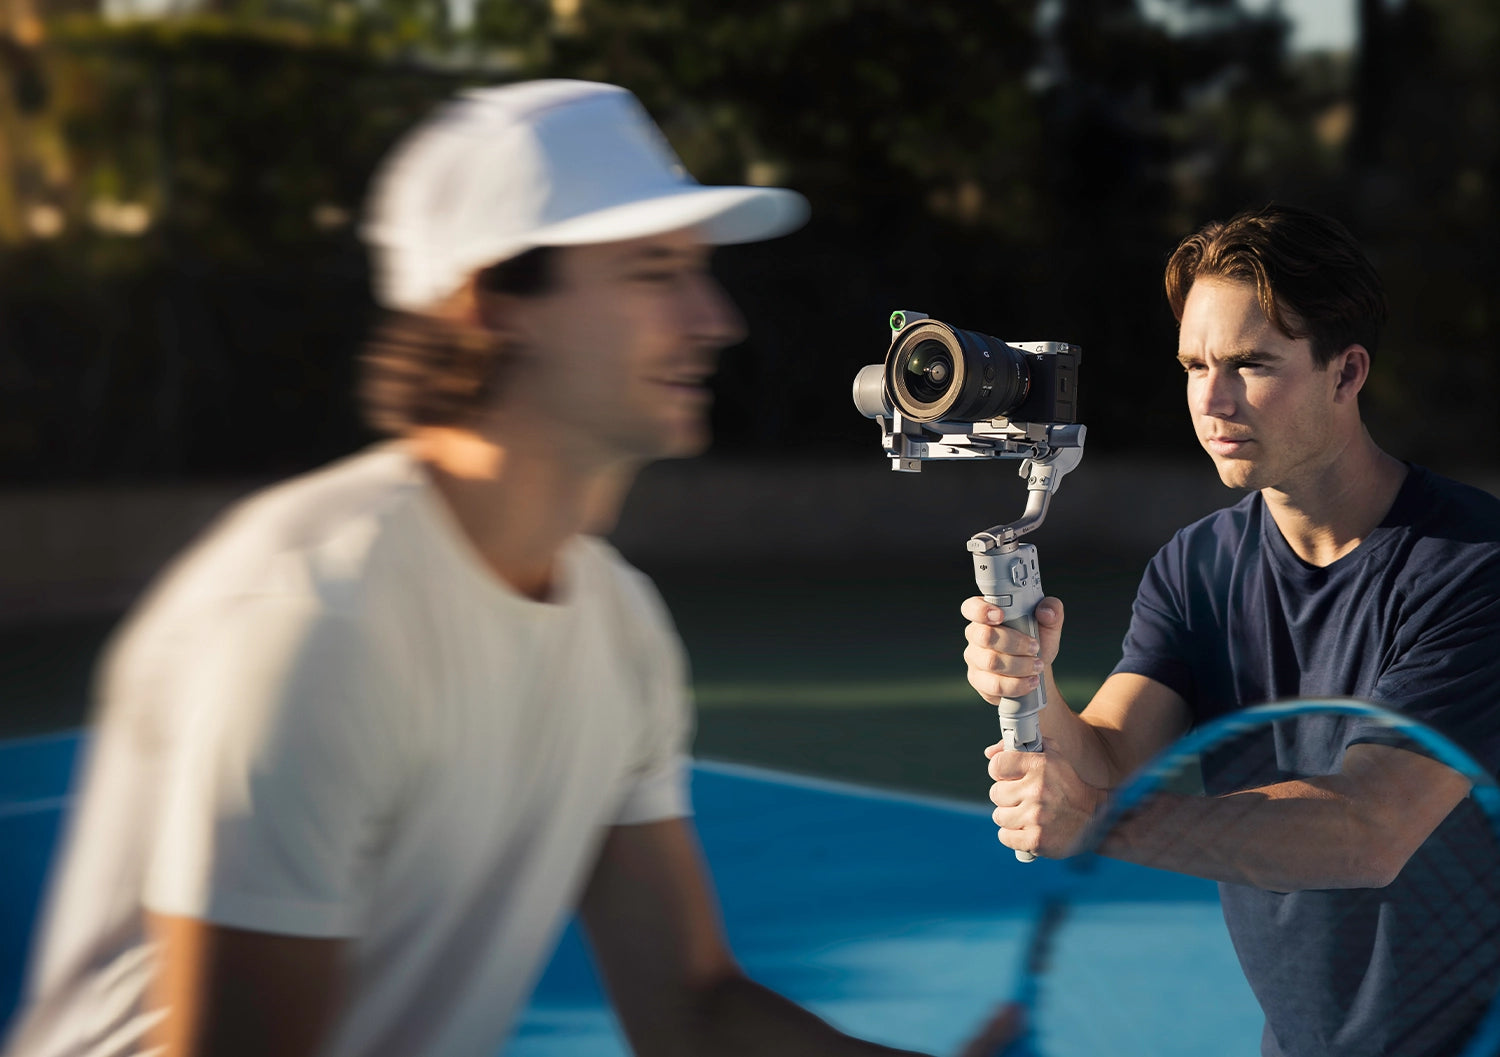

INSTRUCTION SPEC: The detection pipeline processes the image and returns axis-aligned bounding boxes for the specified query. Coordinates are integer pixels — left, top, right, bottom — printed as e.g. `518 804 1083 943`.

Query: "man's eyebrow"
1176 347 1282 367
615 244 697 265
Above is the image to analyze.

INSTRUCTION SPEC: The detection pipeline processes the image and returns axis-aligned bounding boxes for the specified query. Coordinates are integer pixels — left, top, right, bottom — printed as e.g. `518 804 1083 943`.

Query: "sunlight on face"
1176 278 1341 494
501 228 746 468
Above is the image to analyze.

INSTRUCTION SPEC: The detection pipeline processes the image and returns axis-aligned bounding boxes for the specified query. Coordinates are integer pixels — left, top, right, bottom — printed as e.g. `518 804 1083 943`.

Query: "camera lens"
902 341 954 403
887 321 1029 423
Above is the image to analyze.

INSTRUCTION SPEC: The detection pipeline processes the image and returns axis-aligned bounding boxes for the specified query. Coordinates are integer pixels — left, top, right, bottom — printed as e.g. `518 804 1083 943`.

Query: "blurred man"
961 204 1500 1056
5 81 1013 1057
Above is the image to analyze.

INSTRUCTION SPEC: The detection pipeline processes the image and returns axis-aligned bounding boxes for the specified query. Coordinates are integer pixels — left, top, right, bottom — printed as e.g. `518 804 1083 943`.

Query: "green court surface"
0 552 1147 802
652 554 1143 801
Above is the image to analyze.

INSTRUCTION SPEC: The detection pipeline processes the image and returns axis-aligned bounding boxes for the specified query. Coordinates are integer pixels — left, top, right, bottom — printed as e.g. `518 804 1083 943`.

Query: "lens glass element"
902 341 955 404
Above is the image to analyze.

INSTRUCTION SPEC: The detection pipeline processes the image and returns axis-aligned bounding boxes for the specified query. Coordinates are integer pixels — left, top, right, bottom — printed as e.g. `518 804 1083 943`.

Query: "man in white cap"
4 82 1014 1057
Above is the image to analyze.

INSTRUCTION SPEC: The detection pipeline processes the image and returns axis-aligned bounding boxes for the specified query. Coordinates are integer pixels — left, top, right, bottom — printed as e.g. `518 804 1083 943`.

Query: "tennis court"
0 731 1262 1056
0 558 1270 1054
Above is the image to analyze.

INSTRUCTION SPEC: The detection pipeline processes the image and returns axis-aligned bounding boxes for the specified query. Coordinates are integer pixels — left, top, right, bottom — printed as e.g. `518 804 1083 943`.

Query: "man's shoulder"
1406 465 1500 543
133 445 427 624
572 536 676 633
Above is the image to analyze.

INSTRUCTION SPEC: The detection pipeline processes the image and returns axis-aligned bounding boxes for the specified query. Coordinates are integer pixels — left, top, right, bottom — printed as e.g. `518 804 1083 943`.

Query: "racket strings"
1020 707 1500 1057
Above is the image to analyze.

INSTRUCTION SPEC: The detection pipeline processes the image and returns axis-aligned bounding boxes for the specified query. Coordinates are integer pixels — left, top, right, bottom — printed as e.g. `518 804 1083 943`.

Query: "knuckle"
971 671 1003 699
1002 654 1034 676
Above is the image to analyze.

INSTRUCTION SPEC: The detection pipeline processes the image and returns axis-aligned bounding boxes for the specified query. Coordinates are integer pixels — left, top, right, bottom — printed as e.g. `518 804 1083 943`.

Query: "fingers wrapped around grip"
984 739 1102 860
964 625 1043 704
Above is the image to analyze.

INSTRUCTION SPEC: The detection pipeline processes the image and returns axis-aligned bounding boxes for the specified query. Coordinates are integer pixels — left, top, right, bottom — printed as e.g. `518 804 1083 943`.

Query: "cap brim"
531 185 809 248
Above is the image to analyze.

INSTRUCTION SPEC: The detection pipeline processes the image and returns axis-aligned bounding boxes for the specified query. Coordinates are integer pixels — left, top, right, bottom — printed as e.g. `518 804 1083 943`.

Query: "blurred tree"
0 19 482 479
2 0 1495 481
1340 0 1500 464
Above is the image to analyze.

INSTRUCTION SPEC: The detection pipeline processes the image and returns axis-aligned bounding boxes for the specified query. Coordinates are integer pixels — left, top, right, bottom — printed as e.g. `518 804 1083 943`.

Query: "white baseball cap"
362 79 810 311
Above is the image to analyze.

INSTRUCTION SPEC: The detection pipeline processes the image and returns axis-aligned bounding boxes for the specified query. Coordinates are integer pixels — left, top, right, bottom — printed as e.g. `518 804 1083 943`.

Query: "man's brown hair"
360 248 555 435
1164 204 1388 366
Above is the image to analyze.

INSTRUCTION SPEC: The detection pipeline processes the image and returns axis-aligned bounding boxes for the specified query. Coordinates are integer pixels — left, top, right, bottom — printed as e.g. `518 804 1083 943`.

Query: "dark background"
2 0 1497 484
2 0 1498 782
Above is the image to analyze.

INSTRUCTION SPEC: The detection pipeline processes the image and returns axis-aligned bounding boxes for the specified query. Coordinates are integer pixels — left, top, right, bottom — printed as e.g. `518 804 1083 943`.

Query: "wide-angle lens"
902 341 955 403
888 321 1031 423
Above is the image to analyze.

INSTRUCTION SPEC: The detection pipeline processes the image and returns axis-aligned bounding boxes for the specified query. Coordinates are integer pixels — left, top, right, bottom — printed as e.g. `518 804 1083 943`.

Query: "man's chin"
656 421 711 460
1211 457 1260 491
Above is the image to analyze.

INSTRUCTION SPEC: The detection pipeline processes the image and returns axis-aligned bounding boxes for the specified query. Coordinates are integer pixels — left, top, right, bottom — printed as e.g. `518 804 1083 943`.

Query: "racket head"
1001 698 1500 1057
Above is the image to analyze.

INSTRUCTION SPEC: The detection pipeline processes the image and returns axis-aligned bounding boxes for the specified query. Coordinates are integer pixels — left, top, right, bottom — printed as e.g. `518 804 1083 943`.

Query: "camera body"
852 310 1083 471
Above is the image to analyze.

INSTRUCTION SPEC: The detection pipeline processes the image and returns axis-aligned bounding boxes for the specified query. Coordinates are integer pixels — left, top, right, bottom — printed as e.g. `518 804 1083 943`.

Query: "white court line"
692 758 992 818
0 796 71 820
0 737 991 820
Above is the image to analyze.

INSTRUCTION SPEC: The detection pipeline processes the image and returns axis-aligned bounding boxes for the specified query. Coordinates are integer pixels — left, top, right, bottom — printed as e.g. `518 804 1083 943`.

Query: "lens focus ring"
887 321 1030 423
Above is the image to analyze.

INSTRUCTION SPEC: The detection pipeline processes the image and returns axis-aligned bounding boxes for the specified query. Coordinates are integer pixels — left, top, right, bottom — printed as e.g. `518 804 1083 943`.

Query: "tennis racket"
992 698 1500 1057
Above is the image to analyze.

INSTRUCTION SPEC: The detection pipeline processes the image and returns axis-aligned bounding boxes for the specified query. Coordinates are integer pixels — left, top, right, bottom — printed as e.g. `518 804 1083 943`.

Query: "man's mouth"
1204 435 1252 456
648 370 713 400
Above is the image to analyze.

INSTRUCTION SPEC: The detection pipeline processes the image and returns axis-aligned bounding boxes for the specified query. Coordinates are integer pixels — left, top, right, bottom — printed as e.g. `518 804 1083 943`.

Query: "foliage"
1 0 1498 481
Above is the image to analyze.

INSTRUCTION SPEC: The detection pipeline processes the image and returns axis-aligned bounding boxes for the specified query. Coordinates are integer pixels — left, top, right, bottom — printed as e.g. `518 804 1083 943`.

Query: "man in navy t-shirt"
961 204 1500 1057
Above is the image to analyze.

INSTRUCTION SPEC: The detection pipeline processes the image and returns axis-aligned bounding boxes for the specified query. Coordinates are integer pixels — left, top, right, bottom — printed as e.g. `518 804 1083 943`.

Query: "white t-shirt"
5 445 693 1057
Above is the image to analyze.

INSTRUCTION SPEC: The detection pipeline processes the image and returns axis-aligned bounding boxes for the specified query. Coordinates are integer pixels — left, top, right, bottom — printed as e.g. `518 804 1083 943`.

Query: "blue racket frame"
999 698 1500 1057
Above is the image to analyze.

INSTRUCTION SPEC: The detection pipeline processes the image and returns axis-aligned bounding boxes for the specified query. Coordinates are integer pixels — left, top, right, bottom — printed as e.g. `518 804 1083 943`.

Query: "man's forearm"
685 972 930 1057
1107 779 1417 891
1036 668 1127 789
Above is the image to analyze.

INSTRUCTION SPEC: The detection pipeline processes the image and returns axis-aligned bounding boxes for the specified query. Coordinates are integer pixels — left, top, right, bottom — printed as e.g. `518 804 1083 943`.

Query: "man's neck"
406 429 638 602
1261 431 1408 568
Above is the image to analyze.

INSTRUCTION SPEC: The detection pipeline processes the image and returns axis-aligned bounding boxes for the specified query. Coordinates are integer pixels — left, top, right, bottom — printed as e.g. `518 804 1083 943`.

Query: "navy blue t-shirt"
1114 465 1500 1057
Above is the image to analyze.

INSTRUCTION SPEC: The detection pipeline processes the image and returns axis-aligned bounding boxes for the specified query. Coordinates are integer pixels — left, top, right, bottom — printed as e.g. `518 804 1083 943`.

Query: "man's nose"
1193 366 1237 417
690 274 746 348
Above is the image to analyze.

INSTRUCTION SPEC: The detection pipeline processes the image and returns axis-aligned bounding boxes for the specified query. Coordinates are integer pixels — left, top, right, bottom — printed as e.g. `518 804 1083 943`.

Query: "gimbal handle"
966 435 1084 863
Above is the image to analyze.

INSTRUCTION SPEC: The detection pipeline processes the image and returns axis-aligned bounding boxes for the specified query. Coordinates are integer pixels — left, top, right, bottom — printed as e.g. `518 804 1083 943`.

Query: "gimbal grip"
974 543 1048 864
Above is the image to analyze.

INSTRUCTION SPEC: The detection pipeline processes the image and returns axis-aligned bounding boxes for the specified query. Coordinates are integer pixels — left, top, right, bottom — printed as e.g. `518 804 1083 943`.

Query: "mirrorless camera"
852 311 1080 470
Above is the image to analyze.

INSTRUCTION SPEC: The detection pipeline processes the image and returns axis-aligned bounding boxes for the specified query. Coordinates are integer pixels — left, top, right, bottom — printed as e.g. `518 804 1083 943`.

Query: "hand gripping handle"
973 542 1047 863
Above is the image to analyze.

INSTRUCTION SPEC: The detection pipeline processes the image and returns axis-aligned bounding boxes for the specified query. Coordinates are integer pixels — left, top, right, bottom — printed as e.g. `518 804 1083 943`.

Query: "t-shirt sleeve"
611 573 694 827
1112 538 1198 705
1355 556 1500 766
144 595 403 938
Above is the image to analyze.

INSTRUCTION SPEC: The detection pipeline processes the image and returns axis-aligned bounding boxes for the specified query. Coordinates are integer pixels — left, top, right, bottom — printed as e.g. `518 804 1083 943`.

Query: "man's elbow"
684 964 755 1019
1344 841 1410 890
1256 827 1411 892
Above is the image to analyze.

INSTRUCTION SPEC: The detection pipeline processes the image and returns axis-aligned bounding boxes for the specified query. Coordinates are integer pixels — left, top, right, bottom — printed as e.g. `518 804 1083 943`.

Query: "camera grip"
973 542 1047 864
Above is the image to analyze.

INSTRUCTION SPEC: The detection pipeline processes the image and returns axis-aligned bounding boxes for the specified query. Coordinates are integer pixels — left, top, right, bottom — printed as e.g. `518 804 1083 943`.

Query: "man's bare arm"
579 817 951 1057
1102 742 1473 891
964 596 1472 887
145 912 345 1057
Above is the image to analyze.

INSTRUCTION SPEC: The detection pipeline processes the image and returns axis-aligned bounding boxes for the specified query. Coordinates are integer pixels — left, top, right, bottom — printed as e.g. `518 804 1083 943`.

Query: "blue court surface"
1 733 1263 1056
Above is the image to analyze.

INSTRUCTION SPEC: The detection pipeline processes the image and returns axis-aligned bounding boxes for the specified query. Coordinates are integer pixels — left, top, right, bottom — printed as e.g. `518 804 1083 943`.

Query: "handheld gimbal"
853 311 1086 862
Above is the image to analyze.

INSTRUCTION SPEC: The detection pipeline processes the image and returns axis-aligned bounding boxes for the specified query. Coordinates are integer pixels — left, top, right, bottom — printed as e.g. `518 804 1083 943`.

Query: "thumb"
1034 596 1064 666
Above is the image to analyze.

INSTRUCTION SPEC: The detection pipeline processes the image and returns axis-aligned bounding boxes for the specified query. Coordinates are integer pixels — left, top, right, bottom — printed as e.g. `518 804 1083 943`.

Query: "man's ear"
1331 343 1371 403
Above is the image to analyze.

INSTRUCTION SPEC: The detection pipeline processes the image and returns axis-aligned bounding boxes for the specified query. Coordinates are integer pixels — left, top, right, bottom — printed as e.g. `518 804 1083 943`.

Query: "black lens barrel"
886 321 1030 423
